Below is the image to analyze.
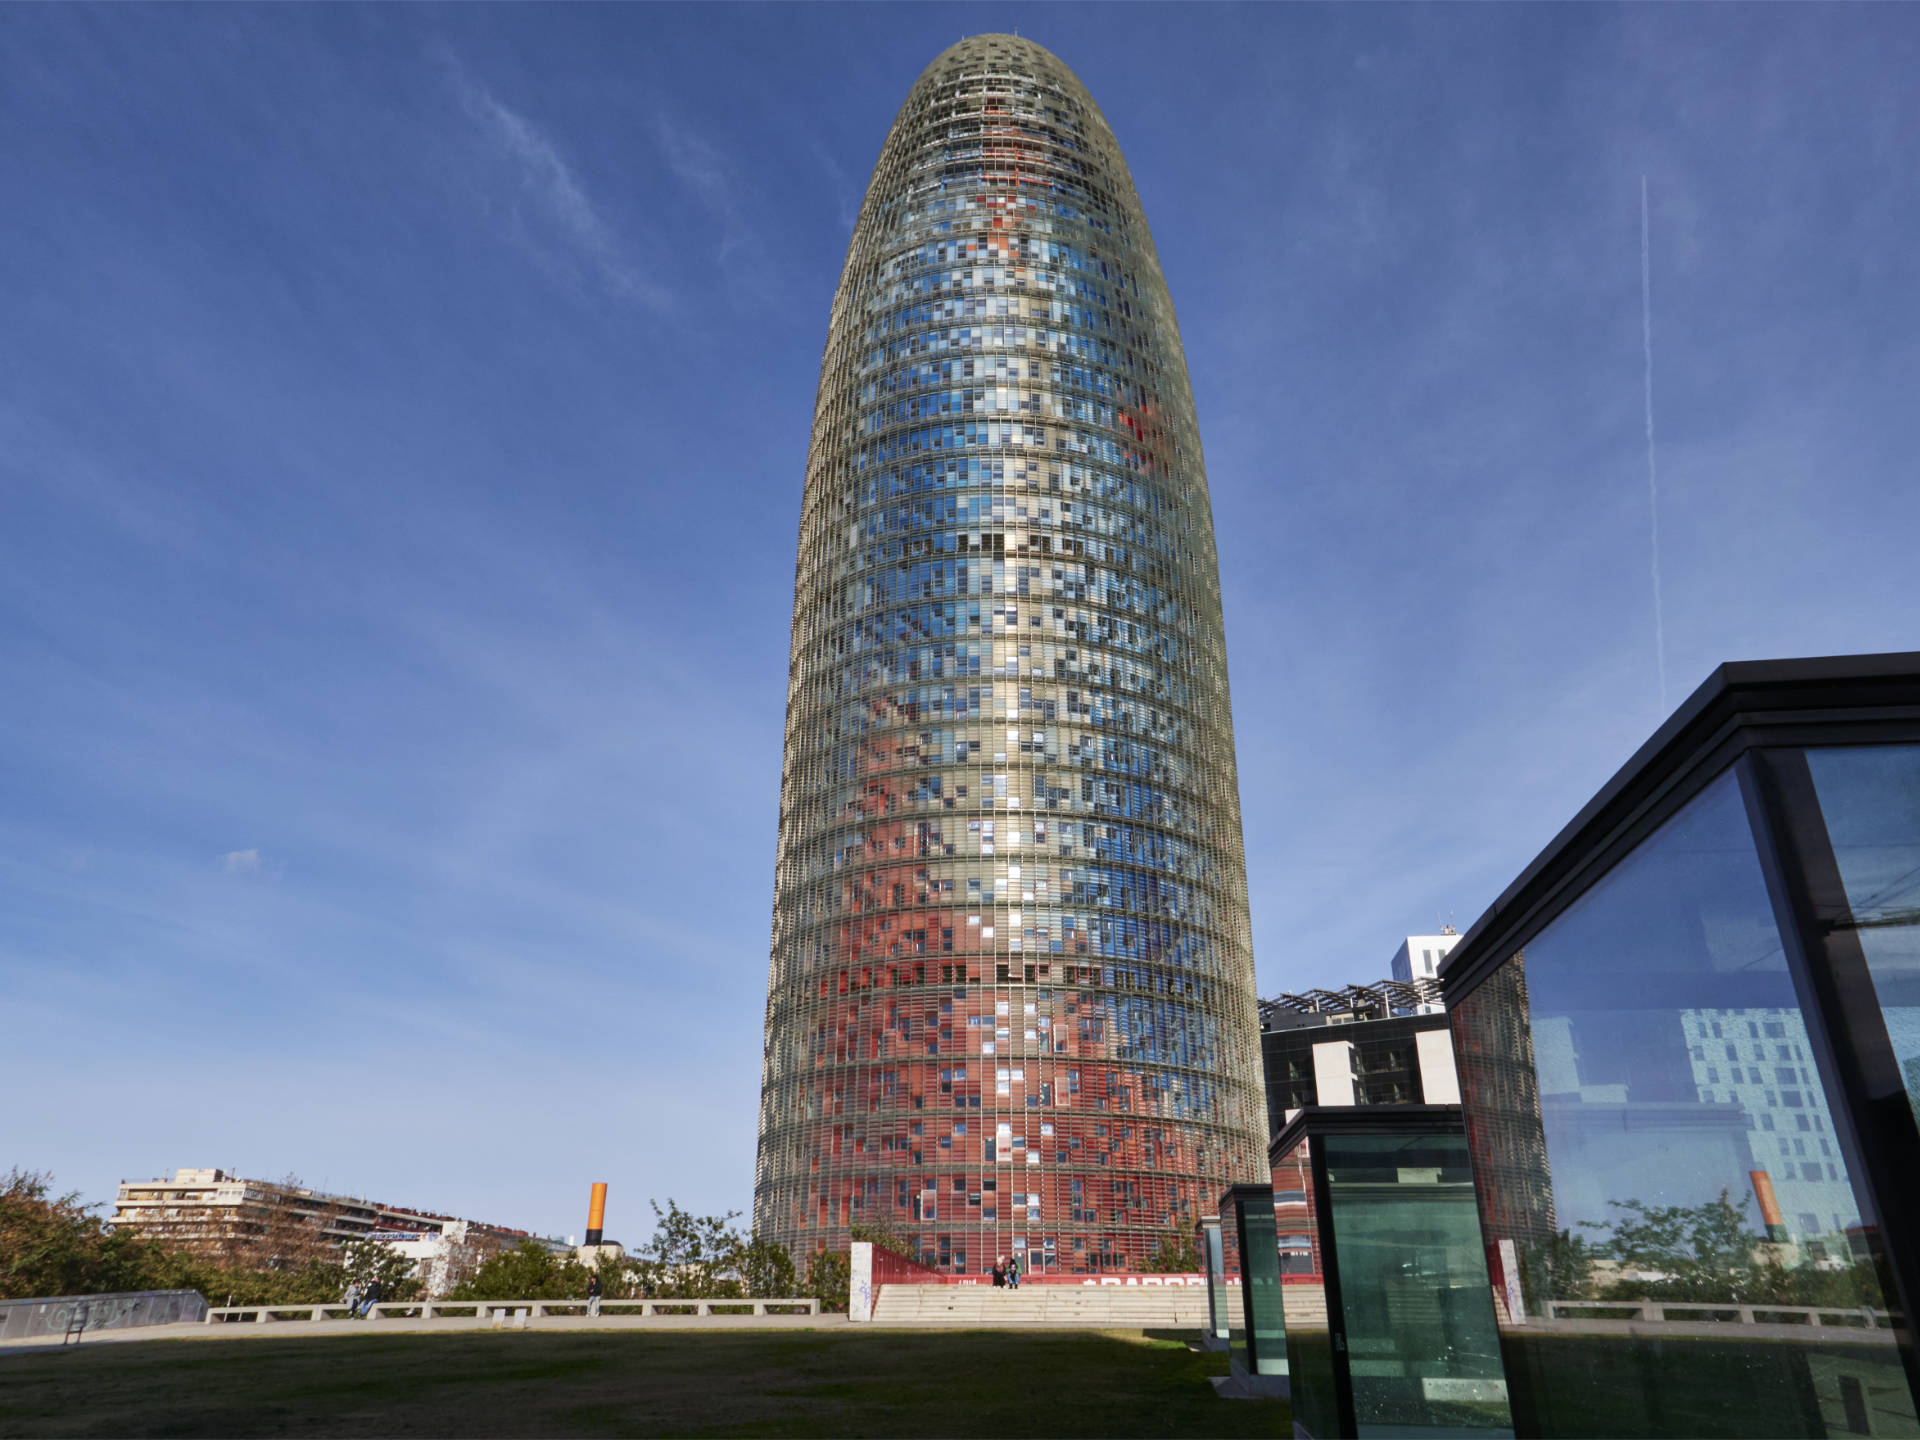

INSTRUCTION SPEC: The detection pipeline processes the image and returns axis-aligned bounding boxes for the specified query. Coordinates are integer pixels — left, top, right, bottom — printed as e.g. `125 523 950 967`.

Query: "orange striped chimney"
585 1182 608 1246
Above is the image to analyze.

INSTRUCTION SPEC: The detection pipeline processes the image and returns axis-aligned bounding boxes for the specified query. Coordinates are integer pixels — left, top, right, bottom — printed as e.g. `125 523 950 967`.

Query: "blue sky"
4 4 1916 1242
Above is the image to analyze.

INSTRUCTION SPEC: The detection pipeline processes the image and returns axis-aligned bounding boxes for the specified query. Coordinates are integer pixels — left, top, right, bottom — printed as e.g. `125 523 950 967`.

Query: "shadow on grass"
0 1329 1290 1438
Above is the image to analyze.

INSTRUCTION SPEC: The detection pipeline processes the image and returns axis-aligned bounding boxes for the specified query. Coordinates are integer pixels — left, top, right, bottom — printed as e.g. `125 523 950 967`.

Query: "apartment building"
110 1168 558 1276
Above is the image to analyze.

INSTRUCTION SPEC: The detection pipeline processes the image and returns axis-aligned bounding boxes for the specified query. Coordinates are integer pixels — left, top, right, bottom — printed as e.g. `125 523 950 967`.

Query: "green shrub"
447 1242 590 1301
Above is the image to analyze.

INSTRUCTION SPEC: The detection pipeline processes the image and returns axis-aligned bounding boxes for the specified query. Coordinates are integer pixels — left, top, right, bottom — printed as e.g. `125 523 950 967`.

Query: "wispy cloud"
807 137 863 233
653 114 732 221
444 56 673 312
651 111 776 299
221 848 262 875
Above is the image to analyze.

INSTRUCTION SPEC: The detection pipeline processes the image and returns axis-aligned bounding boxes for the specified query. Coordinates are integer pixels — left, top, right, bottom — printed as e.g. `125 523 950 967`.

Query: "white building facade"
1390 931 1461 992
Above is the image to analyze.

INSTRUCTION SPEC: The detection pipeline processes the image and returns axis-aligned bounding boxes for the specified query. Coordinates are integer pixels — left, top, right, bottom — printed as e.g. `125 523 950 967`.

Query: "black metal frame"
1744 750 1920 1368
1270 1105 1468 1440
1437 652 1920 1412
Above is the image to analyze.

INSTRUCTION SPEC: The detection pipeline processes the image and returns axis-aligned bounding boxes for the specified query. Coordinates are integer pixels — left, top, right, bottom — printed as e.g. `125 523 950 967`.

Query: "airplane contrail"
1642 176 1669 715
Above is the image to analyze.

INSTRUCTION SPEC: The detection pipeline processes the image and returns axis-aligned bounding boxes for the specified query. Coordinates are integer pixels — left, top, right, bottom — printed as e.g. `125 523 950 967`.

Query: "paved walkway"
0 1312 855 1354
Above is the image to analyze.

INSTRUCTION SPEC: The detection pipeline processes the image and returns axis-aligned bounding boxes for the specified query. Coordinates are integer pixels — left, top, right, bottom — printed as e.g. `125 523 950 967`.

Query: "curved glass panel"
755 34 1266 1273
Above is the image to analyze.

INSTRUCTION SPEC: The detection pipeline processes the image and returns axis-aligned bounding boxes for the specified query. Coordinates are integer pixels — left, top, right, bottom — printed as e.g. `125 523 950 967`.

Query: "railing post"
255 1308 269 1324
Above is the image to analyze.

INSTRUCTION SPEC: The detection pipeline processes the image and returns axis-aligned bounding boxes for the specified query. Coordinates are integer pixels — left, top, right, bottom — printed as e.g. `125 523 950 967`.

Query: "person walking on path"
587 1271 603 1318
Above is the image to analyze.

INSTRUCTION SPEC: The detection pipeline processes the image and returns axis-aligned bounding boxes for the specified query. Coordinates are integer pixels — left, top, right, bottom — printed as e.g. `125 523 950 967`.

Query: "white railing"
1543 1299 1894 1329
205 1298 820 1324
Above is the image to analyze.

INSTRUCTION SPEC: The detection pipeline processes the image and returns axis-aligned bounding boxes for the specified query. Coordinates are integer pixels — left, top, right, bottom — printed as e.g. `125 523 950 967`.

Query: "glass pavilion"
1273 1105 1511 1438
1442 654 1920 1438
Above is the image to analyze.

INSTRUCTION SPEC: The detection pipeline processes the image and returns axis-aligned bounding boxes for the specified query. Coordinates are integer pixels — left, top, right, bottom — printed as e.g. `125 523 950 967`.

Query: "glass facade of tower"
755 34 1267 1275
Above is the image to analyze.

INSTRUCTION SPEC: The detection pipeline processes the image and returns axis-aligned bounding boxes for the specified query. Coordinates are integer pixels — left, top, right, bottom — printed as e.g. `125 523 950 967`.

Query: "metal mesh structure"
756 34 1267 1276
1260 979 1445 1025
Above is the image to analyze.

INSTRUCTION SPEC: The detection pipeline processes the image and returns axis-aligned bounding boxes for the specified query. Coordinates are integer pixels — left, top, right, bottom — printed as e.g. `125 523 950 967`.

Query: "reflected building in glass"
1442 655 1920 1438
755 35 1267 1274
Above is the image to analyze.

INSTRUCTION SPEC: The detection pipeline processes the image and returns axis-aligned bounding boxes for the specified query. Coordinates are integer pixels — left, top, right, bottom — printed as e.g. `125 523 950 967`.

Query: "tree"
341 1240 420 1302
739 1235 796 1298
246 1179 353 1274
2 1169 443 1307
1597 1192 1755 1284
1517 1228 1597 1309
427 1231 499 1300
849 1215 914 1257
1145 1230 1200 1274
447 1241 589 1301
628 1200 745 1300
1581 1191 1884 1309
0 1170 157 1299
590 1249 638 1300
804 1248 850 1313
1581 1191 1767 1304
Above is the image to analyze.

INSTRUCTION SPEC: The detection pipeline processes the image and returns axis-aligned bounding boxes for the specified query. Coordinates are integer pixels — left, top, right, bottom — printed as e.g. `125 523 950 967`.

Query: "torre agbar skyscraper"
757 34 1267 1276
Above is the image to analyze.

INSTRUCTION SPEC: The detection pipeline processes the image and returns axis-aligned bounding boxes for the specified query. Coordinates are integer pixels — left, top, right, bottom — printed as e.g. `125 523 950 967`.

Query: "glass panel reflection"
1232 1186 1288 1378
1277 1138 1337 1440
1199 1215 1230 1343
1453 768 1914 1438
1323 1132 1511 1437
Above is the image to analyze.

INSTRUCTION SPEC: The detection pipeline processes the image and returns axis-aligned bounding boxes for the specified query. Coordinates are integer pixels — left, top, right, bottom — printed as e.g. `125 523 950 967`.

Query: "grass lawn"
0 1327 1290 1438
